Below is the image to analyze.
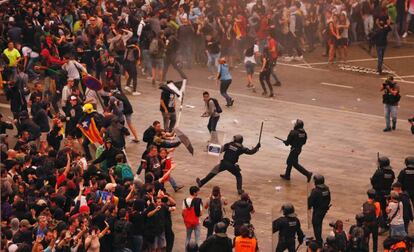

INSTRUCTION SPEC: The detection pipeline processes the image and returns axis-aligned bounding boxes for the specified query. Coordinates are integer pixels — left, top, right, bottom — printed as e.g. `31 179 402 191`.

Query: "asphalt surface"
1 37 413 251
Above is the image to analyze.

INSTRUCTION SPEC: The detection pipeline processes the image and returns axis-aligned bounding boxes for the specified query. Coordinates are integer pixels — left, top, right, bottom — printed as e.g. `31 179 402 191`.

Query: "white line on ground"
186 85 385 119
0 103 10 109
320 82 354 89
296 54 414 66
397 75 414 78
277 62 329 72
406 95 414 98
381 77 414 84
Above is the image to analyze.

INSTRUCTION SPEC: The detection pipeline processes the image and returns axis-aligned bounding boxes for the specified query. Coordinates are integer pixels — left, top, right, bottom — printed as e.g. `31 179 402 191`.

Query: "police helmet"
294 119 304 130
378 156 390 168
214 221 227 235
313 174 325 185
281 203 296 217
355 213 365 223
367 188 376 198
405 156 414 168
233 135 243 144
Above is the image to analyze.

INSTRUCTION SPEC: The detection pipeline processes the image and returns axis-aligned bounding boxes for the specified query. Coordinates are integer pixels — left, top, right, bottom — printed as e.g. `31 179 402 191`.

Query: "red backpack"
182 199 199 228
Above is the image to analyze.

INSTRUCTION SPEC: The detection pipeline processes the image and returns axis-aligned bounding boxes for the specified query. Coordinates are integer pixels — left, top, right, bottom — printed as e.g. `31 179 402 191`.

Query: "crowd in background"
0 0 414 251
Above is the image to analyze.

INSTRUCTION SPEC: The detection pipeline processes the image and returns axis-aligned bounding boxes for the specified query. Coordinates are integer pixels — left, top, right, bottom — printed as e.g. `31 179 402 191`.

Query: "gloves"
283 141 288 146
255 143 261 149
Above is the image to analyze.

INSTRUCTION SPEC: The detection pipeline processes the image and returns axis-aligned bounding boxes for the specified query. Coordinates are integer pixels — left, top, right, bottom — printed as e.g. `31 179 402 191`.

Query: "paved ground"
1 37 414 251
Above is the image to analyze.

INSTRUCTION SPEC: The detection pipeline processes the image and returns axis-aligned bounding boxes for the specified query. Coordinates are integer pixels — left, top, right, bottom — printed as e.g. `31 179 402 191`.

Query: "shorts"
336 38 348 47
245 61 256 75
151 232 166 249
124 113 132 124
151 58 164 69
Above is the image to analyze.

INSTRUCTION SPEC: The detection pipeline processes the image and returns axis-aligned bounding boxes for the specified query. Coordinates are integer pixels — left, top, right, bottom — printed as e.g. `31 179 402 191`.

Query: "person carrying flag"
77 103 104 160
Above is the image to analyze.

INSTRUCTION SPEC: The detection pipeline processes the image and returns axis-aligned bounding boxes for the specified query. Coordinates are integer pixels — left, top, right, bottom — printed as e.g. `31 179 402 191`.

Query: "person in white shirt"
21 46 40 80
386 191 407 237
61 56 88 87
61 79 74 111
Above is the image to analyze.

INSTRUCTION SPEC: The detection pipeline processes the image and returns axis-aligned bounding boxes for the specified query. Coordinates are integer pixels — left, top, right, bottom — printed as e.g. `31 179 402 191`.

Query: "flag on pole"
79 117 103 145
166 79 186 101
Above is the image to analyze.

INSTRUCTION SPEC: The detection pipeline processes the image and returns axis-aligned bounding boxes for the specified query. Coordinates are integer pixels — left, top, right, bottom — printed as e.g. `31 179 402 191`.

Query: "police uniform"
197 135 260 194
272 215 304 252
281 120 312 181
308 176 331 246
397 157 414 207
370 157 395 228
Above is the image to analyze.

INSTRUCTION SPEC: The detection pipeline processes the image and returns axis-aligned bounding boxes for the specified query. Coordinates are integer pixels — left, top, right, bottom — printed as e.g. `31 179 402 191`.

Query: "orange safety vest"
384 241 407 252
234 236 257 252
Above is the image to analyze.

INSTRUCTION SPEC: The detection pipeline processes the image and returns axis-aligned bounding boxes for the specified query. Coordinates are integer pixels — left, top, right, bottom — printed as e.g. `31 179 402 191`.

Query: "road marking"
380 78 414 84
295 54 414 66
277 62 329 72
0 103 10 109
320 82 354 89
186 85 385 119
406 95 414 98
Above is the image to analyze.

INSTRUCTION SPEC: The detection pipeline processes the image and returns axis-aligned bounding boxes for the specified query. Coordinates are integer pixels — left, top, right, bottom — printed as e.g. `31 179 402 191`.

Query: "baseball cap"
70 95 77 101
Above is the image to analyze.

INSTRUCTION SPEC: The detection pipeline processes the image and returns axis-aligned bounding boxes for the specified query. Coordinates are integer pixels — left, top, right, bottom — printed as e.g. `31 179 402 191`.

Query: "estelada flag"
79 117 103 145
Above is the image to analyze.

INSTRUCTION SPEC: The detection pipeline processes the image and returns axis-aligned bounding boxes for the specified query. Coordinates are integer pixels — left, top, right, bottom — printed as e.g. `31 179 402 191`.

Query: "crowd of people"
0 0 414 251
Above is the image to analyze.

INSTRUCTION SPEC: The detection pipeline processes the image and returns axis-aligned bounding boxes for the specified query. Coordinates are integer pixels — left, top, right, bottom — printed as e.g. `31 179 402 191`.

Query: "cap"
105 183 117 191
70 95 77 101
79 205 90 214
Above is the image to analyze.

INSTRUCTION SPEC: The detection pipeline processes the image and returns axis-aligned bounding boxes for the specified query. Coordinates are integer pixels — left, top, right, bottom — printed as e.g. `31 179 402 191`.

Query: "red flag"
79 117 103 144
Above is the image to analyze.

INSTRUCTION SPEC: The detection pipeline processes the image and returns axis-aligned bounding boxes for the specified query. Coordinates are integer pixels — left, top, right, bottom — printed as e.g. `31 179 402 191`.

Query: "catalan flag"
79 117 103 145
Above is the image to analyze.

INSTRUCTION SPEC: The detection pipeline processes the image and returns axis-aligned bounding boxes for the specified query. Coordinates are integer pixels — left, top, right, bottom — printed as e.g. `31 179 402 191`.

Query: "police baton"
274 136 286 142
258 121 264 144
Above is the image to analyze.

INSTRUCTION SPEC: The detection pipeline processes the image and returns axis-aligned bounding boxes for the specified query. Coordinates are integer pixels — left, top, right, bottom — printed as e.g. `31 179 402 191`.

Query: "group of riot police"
272 156 414 252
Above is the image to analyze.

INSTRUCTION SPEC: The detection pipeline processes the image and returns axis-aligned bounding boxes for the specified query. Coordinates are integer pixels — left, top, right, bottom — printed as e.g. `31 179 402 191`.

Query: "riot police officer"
272 203 305 252
280 119 313 182
196 135 260 194
398 156 414 206
370 156 395 231
308 174 331 246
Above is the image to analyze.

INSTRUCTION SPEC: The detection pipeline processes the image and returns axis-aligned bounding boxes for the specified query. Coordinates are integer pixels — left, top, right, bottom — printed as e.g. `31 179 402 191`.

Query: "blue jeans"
207 53 220 74
169 176 178 190
131 235 143 252
141 49 152 75
26 57 40 79
220 79 233 105
390 224 407 237
384 104 398 129
376 46 386 73
185 224 201 247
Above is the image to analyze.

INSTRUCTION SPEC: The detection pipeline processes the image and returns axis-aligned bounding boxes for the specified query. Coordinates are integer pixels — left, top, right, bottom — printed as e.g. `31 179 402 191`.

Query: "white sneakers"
124 86 132 92
132 91 141 96
402 32 408 38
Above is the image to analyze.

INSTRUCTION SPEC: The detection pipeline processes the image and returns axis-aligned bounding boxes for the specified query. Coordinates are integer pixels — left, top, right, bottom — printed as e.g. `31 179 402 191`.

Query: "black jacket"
92 146 123 168
371 167 395 192
222 142 259 164
308 184 331 212
199 235 232 252
285 128 307 151
231 200 254 225
272 216 305 243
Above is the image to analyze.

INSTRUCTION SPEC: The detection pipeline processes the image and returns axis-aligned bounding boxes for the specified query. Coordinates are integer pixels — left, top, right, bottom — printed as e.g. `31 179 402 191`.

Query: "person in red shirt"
266 35 282 86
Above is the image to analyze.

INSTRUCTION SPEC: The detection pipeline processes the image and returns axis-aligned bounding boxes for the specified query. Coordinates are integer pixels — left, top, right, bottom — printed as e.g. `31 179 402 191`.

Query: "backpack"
183 199 199 228
349 226 365 250
113 220 129 247
362 201 377 223
209 197 223 222
209 98 222 113
114 93 133 115
149 38 159 56
334 230 348 251
143 126 155 143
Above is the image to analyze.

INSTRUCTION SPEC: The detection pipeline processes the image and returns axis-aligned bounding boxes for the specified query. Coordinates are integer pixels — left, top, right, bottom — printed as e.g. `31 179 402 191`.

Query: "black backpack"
209 197 223 222
362 201 377 223
143 126 155 143
209 98 222 113
349 226 365 250
334 230 348 251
